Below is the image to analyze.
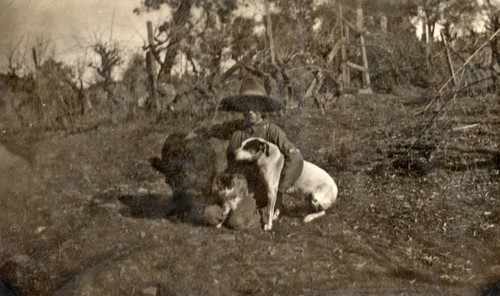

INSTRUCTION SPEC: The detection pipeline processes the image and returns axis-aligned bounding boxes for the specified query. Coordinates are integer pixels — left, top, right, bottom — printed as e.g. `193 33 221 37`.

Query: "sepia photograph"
0 0 499 295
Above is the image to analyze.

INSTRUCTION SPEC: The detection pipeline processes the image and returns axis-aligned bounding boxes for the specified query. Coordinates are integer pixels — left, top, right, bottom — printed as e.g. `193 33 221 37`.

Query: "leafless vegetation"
0 0 497 132
0 1 499 295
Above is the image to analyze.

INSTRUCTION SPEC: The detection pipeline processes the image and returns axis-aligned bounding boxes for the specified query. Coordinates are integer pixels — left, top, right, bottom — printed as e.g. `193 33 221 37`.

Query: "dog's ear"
262 142 270 157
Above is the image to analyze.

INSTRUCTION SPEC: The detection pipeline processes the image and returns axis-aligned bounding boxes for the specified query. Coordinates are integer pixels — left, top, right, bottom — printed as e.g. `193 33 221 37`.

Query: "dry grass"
0 92 499 295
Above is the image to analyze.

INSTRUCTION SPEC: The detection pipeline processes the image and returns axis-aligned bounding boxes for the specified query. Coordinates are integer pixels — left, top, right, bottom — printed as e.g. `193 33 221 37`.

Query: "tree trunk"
264 0 276 67
491 13 500 94
157 0 192 83
264 0 287 105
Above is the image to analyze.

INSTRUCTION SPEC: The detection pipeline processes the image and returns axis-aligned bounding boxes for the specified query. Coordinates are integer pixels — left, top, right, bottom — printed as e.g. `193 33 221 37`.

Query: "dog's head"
234 138 270 162
213 173 249 202
311 187 336 212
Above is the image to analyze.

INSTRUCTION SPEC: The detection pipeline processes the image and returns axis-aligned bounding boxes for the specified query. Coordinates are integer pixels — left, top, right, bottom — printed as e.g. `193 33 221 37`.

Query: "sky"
0 0 499 77
0 0 265 79
0 0 170 74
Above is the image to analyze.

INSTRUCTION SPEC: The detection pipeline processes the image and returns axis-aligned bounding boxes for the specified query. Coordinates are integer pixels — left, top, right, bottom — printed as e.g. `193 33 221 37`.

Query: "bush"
31 59 83 128
366 30 448 93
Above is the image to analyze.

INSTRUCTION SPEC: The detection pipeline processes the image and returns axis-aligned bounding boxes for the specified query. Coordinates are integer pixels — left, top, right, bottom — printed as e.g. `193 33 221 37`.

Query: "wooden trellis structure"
304 1 373 113
337 1 372 94
305 0 373 112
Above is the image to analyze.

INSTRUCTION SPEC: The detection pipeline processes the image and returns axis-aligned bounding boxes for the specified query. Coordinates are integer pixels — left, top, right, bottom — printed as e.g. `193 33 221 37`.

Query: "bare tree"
419 0 444 68
30 34 56 71
65 54 91 115
3 37 28 77
89 41 123 86
89 40 123 104
135 0 238 83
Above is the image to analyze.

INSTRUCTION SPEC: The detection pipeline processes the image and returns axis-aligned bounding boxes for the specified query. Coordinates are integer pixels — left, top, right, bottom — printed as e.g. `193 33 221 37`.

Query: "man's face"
243 110 262 124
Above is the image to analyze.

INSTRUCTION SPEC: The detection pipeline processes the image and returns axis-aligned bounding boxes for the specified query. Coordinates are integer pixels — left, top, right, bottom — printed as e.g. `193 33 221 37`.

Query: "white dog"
234 137 338 231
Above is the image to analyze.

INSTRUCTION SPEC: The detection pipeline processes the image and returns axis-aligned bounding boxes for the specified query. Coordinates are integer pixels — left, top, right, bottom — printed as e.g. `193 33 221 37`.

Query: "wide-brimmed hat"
220 77 283 112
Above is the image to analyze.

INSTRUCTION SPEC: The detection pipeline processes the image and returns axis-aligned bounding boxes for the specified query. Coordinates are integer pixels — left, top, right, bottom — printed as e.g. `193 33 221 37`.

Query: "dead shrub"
366 31 449 92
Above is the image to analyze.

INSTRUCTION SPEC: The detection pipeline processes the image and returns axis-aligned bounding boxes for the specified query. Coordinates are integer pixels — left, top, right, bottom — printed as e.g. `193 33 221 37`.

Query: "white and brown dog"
234 137 338 231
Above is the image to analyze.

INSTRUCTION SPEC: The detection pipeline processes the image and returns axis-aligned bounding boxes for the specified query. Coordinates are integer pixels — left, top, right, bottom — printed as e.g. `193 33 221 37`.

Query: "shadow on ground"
117 192 206 226
118 194 171 219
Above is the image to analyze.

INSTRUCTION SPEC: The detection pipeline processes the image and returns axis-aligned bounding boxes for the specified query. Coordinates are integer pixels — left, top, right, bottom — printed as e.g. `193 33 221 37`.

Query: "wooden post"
32 47 39 69
380 15 387 33
356 2 372 93
31 47 39 79
441 30 457 87
338 2 347 92
146 21 161 115
345 24 351 88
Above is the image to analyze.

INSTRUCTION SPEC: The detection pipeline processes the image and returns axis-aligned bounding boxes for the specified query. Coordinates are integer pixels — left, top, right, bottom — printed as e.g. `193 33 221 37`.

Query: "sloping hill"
0 93 499 295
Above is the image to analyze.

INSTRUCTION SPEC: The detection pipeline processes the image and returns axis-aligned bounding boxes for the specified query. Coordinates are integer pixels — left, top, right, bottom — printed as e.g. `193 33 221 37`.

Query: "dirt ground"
0 92 499 296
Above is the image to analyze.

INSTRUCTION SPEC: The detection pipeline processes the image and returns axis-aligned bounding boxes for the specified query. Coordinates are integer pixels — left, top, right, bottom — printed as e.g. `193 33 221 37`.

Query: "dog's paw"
272 209 280 221
304 211 326 223
264 223 273 231
216 223 223 229
303 215 314 223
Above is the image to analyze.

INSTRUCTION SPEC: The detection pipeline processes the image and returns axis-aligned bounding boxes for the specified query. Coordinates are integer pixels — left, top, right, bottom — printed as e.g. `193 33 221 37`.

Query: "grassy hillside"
0 92 499 295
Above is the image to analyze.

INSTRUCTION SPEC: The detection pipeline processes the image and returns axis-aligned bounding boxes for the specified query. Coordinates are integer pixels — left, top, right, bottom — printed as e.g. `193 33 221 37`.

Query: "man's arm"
195 119 246 140
266 124 298 157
